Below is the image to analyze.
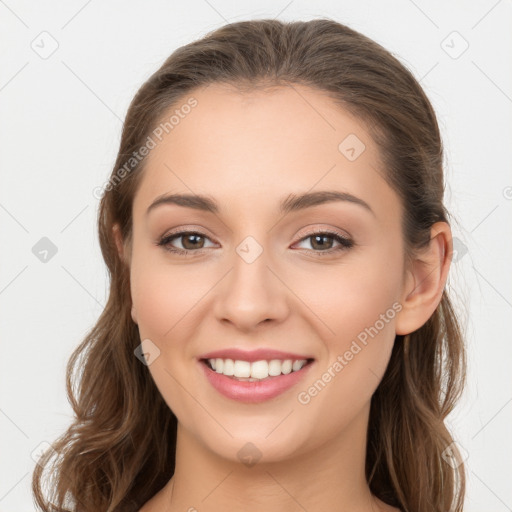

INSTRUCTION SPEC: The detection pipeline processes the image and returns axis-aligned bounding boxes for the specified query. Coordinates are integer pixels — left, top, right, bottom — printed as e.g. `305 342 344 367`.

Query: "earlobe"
131 304 138 325
395 222 453 335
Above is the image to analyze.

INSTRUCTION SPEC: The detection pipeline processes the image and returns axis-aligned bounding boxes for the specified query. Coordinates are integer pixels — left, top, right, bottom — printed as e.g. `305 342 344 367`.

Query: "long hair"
32 18 466 512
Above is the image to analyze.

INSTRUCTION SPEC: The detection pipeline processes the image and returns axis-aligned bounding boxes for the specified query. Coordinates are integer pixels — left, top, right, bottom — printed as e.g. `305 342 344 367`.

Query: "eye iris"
311 234 333 250
182 233 204 250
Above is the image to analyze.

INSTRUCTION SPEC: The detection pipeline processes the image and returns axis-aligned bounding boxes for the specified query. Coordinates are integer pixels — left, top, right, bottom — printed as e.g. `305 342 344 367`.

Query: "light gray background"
1 1 511 511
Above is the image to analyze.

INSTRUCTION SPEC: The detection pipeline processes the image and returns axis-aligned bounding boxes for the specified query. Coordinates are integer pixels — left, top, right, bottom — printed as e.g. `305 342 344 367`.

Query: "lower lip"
199 360 314 403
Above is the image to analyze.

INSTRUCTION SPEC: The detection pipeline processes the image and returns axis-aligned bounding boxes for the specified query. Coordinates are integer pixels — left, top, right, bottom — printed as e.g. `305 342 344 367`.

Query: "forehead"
132 83 400 225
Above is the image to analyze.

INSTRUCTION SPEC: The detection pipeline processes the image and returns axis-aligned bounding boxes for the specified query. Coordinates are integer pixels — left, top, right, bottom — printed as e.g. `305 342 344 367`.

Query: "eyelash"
156 229 354 257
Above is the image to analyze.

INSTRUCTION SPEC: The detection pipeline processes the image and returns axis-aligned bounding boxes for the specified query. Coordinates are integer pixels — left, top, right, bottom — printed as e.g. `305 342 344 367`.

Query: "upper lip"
199 348 314 362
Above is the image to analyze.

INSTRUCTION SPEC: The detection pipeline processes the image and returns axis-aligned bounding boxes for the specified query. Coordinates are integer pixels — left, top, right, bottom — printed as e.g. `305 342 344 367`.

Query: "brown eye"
157 229 354 257
294 230 354 256
310 234 335 250
157 231 215 255
180 233 206 250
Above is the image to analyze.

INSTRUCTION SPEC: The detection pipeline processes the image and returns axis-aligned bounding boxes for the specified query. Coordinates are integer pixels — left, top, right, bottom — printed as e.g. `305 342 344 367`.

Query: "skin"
113 83 453 512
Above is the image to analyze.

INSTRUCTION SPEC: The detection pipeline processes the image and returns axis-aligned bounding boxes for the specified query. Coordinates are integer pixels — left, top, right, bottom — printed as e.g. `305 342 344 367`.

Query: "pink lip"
198 359 315 404
198 348 313 362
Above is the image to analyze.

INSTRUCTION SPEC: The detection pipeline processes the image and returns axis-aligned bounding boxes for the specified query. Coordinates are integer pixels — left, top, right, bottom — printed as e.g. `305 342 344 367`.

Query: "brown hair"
32 18 466 512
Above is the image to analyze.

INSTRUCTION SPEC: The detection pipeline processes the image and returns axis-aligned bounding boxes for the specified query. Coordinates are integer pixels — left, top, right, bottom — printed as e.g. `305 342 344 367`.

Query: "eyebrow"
146 190 375 217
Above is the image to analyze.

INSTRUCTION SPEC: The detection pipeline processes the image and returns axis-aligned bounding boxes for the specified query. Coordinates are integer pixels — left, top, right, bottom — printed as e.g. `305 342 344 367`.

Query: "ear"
395 222 453 335
112 223 137 325
112 223 125 262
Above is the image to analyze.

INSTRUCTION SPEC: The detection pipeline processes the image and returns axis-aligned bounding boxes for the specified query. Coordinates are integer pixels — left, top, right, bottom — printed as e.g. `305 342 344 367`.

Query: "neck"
152 402 388 512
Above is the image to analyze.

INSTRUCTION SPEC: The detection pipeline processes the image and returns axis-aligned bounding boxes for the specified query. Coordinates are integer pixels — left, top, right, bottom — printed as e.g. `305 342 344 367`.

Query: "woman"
32 18 466 512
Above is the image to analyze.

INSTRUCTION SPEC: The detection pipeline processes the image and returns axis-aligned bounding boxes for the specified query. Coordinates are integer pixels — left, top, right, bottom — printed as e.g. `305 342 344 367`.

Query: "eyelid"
159 225 217 241
294 225 352 240
160 224 351 242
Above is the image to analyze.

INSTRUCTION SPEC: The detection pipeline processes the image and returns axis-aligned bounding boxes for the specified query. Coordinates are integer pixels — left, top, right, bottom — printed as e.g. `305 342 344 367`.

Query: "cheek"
129 258 206 423
299 244 403 345
294 246 402 405
131 276 175 340
130 253 206 341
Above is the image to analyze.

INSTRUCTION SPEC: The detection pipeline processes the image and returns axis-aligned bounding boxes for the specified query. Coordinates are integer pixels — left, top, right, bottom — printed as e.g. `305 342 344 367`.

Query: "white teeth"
206 357 309 379
250 360 269 379
268 359 282 376
223 358 234 376
281 359 292 374
233 360 251 378
292 360 305 372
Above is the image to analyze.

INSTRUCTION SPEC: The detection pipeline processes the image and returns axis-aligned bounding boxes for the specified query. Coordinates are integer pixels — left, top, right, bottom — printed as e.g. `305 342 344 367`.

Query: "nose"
212 241 290 332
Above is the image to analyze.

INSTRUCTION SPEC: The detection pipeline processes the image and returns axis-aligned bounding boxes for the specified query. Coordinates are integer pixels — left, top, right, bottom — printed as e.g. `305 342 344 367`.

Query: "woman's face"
126 83 410 463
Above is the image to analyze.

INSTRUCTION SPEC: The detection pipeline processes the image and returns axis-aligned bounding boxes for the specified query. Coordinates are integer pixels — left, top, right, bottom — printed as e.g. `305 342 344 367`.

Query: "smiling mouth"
201 357 315 382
